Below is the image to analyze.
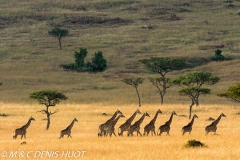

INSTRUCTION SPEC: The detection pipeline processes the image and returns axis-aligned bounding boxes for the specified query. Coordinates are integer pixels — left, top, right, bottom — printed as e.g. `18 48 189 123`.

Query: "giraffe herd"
13 117 78 139
12 109 226 140
98 109 226 137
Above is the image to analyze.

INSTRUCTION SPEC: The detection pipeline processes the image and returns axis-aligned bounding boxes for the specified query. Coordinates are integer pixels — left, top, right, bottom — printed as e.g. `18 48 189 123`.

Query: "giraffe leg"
153 130 156 136
13 134 17 139
159 130 162 136
112 131 117 137
137 130 142 136
167 131 170 136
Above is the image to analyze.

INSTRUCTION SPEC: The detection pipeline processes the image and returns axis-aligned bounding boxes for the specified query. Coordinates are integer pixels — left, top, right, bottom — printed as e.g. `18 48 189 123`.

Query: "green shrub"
184 139 207 148
210 49 225 61
74 48 88 72
86 51 107 72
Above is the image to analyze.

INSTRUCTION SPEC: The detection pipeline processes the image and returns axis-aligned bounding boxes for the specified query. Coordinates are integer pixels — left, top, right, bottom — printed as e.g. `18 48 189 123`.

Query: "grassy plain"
0 103 240 160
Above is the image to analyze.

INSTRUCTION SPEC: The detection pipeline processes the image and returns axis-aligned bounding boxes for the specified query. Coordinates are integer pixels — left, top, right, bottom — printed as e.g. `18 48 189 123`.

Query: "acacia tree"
171 71 220 119
48 27 69 50
139 57 186 104
122 77 144 107
217 82 240 102
29 90 67 130
148 77 173 104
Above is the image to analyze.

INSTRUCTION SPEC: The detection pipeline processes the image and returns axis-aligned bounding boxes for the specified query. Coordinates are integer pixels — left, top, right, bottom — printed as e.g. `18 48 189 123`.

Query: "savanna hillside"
1 1 240 160
0 0 240 105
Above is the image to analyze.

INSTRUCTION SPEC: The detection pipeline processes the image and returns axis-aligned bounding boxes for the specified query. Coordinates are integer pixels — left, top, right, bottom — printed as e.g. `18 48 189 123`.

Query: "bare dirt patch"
199 44 225 50
93 1 140 10
147 7 182 21
52 16 133 28
0 16 18 29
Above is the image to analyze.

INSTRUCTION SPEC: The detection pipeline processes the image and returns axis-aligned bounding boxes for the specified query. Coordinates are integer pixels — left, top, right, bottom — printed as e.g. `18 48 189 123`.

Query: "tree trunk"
160 92 164 105
195 97 199 106
135 87 141 107
46 113 50 130
58 37 62 50
157 87 164 105
189 101 195 119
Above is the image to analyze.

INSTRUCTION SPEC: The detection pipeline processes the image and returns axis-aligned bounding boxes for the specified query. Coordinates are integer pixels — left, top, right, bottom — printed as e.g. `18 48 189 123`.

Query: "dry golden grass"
0 102 240 160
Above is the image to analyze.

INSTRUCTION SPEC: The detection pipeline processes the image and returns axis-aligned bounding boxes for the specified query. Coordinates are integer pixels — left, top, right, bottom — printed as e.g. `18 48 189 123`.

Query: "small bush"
227 3 235 7
223 0 234 3
210 49 225 61
61 48 107 73
0 113 9 117
184 139 207 148
86 51 107 72
60 64 74 70
74 48 88 72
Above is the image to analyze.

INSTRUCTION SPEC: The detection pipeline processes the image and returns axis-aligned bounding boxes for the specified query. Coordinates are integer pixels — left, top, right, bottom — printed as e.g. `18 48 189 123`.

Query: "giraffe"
158 111 177 136
118 109 141 136
98 109 122 137
182 114 198 135
105 114 125 137
143 109 162 136
59 118 78 139
127 112 150 136
205 113 226 135
13 117 35 139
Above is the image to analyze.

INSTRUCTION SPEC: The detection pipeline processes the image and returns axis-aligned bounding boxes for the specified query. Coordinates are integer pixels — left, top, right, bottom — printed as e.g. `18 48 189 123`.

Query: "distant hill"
0 0 239 105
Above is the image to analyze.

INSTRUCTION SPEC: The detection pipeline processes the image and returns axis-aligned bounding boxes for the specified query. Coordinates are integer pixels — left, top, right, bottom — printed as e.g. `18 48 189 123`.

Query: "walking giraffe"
143 109 162 136
127 112 150 136
158 111 177 136
105 114 125 137
205 113 226 135
98 109 122 137
182 114 198 135
59 118 78 139
118 109 141 136
13 117 35 139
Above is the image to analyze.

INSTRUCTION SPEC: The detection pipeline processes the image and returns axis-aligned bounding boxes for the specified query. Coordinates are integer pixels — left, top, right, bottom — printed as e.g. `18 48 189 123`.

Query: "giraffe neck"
67 120 75 130
135 114 146 126
189 117 195 126
22 119 32 130
166 113 174 126
107 111 119 123
112 115 122 126
126 111 138 123
150 111 159 124
212 115 222 126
